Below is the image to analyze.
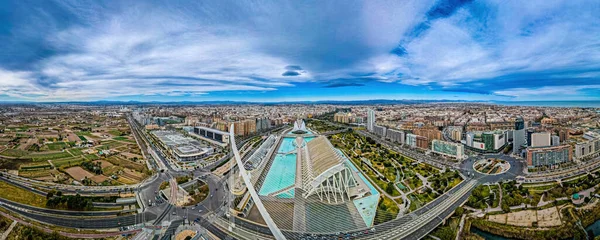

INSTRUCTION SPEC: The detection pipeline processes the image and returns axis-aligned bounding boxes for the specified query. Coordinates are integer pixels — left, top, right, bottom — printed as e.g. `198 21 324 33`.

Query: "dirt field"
537 207 562 227
17 138 38 150
94 160 113 168
64 166 94 181
488 214 507 224
67 133 80 142
488 207 563 227
90 175 109 183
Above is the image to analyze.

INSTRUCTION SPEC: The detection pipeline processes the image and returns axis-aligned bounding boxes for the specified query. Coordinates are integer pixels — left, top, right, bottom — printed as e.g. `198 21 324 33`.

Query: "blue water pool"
259 154 297 196
260 137 316 198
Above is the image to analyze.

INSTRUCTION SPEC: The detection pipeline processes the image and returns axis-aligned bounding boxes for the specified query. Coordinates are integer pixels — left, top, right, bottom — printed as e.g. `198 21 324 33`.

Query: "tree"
46 190 56 199
501 202 510 213
455 206 464 216
385 182 395 195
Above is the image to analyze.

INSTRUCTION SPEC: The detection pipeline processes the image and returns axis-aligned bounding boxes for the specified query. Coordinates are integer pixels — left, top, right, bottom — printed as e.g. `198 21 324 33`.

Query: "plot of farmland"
51 156 85 167
46 142 68 151
64 166 94 181
28 151 72 161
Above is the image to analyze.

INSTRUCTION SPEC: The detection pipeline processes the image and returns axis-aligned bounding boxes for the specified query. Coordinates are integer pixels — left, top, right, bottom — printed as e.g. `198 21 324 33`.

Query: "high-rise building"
449 127 463 142
373 125 387 138
526 129 535 147
559 128 570 142
531 132 551 147
386 129 405 144
515 117 525 130
406 133 417 147
367 109 375 132
416 135 429 149
551 135 560 146
513 129 526 155
255 117 271 132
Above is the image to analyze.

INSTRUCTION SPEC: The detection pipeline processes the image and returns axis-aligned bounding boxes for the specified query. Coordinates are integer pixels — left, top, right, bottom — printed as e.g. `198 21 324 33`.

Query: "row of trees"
45 191 93 211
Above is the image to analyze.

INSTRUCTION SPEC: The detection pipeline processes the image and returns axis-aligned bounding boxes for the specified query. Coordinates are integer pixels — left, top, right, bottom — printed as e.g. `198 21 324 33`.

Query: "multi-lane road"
2 116 593 240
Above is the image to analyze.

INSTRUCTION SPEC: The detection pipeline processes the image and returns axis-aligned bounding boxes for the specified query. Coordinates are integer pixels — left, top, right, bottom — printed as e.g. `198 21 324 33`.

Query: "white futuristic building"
297 136 361 203
292 119 308 134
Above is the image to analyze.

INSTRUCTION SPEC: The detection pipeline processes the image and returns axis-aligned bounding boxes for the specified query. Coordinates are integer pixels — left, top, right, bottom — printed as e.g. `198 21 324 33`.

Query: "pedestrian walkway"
0 221 17 240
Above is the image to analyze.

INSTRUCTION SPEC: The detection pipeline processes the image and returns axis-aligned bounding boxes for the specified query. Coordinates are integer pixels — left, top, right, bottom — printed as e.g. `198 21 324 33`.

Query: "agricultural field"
0 110 150 186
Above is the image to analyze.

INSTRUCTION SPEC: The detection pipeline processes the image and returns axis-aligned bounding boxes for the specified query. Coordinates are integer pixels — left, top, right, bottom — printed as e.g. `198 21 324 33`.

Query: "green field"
83 154 99 160
0 149 29 158
20 162 52 170
46 142 68 151
28 151 73 161
51 156 85 167
0 180 46 207
113 136 128 141
68 148 83 156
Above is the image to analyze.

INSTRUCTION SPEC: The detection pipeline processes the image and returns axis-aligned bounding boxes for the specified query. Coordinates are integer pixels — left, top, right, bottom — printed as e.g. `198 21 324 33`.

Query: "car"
199 209 202 213
192 207 195 210
172 212 176 215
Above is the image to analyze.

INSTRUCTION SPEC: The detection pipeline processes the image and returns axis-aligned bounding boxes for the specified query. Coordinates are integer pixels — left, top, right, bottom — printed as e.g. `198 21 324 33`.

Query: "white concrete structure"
229 124 287 240
299 136 359 203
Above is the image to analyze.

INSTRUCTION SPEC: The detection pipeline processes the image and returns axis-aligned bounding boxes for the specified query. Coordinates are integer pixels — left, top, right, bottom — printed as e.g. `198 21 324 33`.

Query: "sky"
0 0 599 102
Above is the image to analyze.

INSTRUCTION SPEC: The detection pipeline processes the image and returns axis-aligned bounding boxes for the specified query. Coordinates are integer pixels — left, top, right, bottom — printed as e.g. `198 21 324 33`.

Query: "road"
4 116 582 240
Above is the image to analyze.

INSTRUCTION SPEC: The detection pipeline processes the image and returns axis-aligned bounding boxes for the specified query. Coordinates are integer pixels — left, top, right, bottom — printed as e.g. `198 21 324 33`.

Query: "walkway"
0 221 16 240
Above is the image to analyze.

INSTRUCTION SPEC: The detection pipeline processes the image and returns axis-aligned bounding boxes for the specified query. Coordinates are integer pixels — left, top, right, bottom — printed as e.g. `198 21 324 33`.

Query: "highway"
2 116 567 240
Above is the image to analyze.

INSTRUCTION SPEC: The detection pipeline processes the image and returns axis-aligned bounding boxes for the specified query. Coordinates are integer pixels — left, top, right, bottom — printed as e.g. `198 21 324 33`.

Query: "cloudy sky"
0 0 599 102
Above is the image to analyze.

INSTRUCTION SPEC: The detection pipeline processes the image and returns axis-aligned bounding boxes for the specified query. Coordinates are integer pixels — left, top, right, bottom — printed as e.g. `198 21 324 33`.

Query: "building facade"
373 125 387 138
431 140 464 159
386 129 405 144
526 145 572 167
530 132 551 147
367 109 375 132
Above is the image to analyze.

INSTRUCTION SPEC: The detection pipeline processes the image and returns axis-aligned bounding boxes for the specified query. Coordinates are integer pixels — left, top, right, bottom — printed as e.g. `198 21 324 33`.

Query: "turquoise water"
342 150 379 227
259 153 297 196
259 137 315 197
278 137 297 153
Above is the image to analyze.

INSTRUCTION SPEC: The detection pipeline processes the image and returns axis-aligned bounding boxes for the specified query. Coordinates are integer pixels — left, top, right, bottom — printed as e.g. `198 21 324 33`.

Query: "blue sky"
0 0 599 102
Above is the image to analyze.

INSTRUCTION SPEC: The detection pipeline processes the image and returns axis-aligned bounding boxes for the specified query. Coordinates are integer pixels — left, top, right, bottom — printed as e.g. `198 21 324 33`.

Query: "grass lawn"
0 181 46 207
113 136 128 141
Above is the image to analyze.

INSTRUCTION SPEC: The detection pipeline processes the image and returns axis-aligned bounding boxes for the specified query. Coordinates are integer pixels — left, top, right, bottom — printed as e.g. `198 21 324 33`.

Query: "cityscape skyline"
1 0 600 102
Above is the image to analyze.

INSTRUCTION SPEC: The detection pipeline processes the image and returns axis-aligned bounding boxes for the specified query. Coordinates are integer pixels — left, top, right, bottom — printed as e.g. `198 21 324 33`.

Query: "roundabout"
473 158 511 175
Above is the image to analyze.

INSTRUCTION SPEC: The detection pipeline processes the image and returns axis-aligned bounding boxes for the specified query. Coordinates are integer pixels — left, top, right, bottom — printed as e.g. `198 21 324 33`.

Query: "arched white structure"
299 136 358 203
229 124 287 240
292 119 307 132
